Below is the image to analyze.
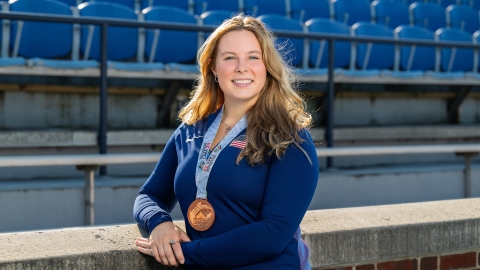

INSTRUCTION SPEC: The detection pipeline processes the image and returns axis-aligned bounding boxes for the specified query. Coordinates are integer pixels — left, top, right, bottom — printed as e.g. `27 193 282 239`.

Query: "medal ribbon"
195 107 247 199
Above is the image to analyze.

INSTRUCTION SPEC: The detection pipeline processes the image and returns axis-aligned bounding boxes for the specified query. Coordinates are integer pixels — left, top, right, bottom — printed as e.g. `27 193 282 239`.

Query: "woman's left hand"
135 224 190 266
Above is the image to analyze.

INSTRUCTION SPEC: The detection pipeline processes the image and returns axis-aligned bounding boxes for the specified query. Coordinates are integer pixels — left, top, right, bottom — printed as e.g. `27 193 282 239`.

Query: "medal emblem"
187 199 215 231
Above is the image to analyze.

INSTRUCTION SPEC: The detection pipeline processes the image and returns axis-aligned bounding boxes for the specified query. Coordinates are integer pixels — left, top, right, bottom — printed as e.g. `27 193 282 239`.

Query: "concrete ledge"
0 225 168 270
1 126 480 148
1 199 479 269
0 130 175 148
304 198 480 267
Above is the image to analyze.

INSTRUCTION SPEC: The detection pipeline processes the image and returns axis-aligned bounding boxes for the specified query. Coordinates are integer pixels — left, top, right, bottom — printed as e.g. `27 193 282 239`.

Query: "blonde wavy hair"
179 14 312 165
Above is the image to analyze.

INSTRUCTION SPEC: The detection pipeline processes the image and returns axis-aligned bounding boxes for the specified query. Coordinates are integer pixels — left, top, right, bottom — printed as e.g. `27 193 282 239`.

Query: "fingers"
135 238 168 265
175 225 192 242
179 230 191 242
137 245 154 256
136 238 179 266
135 238 153 257
135 223 189 266
161 241 179 266
171 241 185 264
135 238 151 249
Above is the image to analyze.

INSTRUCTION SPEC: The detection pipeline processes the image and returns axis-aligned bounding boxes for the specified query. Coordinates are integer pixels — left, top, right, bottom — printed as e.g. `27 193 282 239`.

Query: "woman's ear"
209 59 216 76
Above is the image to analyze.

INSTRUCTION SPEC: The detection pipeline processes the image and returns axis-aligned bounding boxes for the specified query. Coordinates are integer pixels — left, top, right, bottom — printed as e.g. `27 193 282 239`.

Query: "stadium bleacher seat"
0 2 23 66
257 15 304 67
435 0 473 8
410 2 447 32
198 10 232 49
56 0 83 6
194 0 243 15
291 0 331 22
394 0 424 6
348 22 394 76
200 10 232 26
471 0 480 10
436 0 459 7
244 0 291 17
389 25 435 78
10 0 72 59
471 30 480 78
372 0 410 29
7 0 95 69
88 0 138 10
304 18 350 74
141 0 194 14
437 28 473 71
332 0 371 26
143 6 198 72
446 5 479 34
79 1 140 70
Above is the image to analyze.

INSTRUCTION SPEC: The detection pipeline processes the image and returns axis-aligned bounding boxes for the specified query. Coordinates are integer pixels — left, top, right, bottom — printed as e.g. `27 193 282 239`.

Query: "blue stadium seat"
199 10 233 47
410 2 447 32
349 22 394 76
7 0 97 68
332 0 372 26
10 0 72 59
446 5 479 34
143 6 198 72
90 0 136 10
435 0 471 8
244 0 291 17
257 15 304 67
141 0 193 14
194 0 243 15
471 30 480 76
390 25 435 78
471 0 480 10
436 0 458 7
7 0 94 69
372 0 410 29
56 0 83 6
304 18 350 73
427 28 473 79
393 0 425 6
291 0 331 22
200 10 233 26
79 2 138 62
0 0 25 66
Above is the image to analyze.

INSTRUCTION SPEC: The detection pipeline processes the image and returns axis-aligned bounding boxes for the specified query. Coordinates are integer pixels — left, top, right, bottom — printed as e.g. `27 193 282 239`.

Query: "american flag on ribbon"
230 134 247 149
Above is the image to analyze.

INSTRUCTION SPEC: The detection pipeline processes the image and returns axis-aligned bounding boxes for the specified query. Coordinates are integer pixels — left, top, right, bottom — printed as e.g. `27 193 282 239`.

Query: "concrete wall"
1 90 480 130
0 91 157 129
1 164 478 233
333 97 480 125
1 199 480 269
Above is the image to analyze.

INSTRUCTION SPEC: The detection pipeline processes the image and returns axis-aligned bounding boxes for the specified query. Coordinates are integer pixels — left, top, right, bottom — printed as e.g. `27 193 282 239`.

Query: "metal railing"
1 11 480 172
0 144 478 225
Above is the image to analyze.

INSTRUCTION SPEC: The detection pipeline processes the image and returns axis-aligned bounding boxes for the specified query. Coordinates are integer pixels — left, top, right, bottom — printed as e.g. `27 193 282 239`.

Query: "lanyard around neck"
195 107 247 199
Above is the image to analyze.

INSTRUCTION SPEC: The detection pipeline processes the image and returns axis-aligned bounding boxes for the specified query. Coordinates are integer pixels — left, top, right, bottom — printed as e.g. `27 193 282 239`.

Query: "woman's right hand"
135 221 191 266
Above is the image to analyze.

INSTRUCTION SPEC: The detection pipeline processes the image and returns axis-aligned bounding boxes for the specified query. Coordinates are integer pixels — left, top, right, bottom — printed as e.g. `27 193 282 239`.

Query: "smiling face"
212 30 267 109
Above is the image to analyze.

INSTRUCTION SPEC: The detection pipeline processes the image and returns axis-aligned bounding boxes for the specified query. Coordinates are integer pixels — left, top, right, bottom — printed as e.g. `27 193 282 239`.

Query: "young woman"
134 14 319 269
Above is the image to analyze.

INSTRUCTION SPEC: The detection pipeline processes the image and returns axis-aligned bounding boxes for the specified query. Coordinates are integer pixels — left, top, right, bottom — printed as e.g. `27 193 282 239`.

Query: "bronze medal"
187 198 215 231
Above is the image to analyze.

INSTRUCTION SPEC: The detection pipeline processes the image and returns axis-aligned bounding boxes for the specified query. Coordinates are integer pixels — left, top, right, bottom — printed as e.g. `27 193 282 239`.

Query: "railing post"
99 22 108 176
456 152 478 198
326 38 335 168
76 165 99 225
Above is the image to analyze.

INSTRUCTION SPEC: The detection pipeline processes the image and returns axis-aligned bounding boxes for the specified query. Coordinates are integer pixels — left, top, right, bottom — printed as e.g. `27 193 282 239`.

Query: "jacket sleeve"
133 130 179 234
180 130 319 267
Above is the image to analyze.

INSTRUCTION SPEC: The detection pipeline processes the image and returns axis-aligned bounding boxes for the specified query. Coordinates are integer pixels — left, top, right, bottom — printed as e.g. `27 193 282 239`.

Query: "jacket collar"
205 106 222 130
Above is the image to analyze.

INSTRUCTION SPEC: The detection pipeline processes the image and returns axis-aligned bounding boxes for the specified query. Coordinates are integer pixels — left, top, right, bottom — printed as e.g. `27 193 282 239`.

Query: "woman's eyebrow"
220 50 262 56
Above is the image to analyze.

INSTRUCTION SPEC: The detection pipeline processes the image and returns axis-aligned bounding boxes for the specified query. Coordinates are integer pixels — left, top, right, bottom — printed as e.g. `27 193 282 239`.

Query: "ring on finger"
169 239 176 245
